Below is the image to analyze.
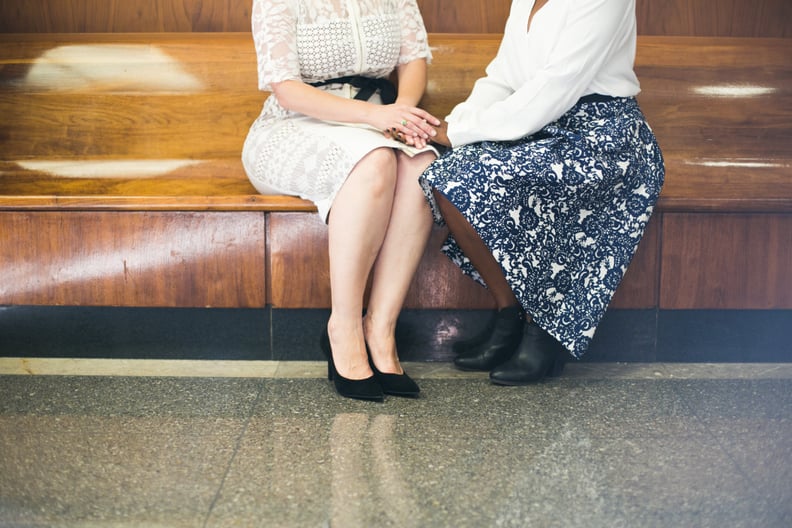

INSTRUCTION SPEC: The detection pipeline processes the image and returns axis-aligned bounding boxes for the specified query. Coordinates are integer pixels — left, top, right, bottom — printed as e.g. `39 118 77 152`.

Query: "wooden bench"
1 33 790 359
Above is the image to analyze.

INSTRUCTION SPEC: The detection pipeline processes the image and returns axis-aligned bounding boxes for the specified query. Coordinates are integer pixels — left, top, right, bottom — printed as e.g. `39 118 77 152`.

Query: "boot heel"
548 353 567 377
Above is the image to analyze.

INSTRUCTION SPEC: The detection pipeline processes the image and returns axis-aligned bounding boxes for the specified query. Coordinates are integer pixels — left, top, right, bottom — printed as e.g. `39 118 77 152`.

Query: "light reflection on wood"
0 212 267 307
1 32 790 310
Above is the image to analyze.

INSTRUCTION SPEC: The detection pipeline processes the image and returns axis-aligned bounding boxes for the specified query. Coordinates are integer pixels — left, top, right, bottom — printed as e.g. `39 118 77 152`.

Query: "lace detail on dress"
250 119 353 200
244 0 435 220
252 0 431 90
362 15 402 72
297 21 356 80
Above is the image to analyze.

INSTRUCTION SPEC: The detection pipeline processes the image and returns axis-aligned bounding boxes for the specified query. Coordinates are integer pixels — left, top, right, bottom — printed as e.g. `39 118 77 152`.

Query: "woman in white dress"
242 0 440 401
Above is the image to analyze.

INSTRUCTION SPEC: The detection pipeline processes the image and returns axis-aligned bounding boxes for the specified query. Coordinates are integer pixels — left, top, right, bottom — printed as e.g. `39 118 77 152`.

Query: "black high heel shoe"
368 354 420 398
453 305 525 371
489 320 567 386
320 329 384 402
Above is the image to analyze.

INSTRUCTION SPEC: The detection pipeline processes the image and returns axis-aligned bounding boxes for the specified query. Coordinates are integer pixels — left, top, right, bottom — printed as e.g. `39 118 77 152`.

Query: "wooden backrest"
1 33 790 211
3 0 791 36
0 33 282 207
634 37 792 211
0 33 498 208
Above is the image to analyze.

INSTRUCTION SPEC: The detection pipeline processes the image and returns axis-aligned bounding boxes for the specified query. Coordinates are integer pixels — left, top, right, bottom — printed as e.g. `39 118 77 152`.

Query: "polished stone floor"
0 360 790 527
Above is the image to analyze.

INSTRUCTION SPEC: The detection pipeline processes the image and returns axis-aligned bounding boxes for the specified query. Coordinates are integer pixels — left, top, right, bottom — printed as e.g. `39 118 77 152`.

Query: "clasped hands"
379 104 450 148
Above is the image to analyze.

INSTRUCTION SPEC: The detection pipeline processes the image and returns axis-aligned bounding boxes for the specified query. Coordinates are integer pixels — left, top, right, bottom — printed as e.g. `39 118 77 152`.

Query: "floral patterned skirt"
419 96 665 357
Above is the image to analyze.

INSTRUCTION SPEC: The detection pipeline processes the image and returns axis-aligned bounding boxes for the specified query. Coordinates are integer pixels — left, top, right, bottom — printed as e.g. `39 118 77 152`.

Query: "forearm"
271 69 440 147
395 59 428 106
271 80 377 126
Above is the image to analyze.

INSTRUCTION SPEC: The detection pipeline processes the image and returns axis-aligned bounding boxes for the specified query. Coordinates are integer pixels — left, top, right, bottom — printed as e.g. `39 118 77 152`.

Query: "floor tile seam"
201 379 266 528
703 430 772 499
1 358 791 380
671 382 767 495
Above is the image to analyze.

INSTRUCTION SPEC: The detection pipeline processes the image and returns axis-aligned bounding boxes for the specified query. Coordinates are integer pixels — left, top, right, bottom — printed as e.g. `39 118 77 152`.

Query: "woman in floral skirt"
420 0 665 385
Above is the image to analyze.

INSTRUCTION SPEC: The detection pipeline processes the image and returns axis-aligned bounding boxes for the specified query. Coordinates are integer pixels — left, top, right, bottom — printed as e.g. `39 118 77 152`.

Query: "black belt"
578 93 619 104
309 76 396 105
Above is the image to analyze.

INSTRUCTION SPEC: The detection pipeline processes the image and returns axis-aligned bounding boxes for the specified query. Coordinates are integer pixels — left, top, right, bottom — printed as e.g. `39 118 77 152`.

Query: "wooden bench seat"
0 33 313 212
1 33 790 316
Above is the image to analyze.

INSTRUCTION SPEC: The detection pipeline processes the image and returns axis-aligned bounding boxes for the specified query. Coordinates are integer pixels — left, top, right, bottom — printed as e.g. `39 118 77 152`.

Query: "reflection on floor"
1 361 790 527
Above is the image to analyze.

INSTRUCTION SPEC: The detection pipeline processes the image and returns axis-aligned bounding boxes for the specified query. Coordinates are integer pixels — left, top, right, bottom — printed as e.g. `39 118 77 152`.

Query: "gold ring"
401 119 408 126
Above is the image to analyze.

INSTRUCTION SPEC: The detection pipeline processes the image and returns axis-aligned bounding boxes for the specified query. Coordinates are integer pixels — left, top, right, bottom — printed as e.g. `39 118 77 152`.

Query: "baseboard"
1 306 789 362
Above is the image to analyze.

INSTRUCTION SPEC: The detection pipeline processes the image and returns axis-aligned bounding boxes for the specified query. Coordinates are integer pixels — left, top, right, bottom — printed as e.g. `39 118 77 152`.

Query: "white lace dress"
242 0 434 220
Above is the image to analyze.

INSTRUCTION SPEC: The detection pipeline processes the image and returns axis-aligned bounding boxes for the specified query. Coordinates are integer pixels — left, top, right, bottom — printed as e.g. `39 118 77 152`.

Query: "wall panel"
268 212 496 310
2 1 789 36
0 211 267 307
0 0 251 33
267 211 657 310
416 0 510 33
609 215 659 309
637 0 792 37
660 213 792 309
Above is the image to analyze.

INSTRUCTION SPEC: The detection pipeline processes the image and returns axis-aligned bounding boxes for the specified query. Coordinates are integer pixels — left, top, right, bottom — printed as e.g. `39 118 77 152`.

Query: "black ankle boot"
452 309 497 356
489 320 567 386
453 305 525 371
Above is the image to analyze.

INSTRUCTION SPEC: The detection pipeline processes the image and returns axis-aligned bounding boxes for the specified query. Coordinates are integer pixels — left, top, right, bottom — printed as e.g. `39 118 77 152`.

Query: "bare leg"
327 148 397 380
365 151 436 374
431 189 520 310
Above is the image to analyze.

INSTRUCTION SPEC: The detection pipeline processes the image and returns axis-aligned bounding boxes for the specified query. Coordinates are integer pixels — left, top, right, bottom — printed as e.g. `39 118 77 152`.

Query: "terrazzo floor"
0 360 790 527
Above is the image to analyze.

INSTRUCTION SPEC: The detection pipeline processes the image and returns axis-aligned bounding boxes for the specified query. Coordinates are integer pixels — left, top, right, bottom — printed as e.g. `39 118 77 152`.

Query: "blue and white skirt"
419 96 665 357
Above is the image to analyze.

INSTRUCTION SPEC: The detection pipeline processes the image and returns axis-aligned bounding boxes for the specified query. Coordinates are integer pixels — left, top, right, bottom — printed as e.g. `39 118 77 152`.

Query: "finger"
401 118 430 139
404 112 437 137
414 119 436 138
391 128 407 144
410 108 442 126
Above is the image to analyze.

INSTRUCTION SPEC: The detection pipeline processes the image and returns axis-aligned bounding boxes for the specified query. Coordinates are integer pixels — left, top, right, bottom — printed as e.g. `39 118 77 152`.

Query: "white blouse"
447 0 640 146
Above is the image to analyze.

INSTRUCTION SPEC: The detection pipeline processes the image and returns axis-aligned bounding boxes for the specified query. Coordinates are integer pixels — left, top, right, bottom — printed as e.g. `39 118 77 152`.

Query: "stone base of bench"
1 306 789 363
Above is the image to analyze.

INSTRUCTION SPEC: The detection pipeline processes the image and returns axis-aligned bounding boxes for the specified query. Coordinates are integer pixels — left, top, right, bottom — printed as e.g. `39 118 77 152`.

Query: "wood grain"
0 211 267 307
268 213 499 310
267 213 658 310
416 0 510 33
268 212 330 308
2 33 791 311
660 213 792 309
609 215 660 309
4 34 790 212
2 1 790 36
636 0 792 37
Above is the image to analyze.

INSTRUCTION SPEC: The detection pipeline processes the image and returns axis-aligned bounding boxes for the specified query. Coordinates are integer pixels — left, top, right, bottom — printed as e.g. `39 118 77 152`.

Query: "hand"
375 103 441 146
385 126 431 149
431 120 451 147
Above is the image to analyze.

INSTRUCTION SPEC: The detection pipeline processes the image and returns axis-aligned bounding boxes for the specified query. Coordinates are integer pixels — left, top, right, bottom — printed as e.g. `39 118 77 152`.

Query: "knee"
356 148 397 199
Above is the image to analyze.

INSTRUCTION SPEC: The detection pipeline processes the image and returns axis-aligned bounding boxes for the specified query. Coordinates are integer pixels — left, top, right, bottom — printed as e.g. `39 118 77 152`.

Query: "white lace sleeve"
252 0 301 91
398 0 432 65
